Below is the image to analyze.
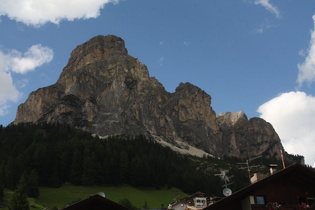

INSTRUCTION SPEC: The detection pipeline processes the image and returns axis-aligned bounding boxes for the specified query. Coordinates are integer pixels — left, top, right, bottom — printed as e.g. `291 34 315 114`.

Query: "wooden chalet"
203 163 315 210
62 193 130 210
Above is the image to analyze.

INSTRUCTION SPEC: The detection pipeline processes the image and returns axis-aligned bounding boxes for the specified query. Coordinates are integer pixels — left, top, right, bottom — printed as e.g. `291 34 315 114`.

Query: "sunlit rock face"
14 35 285 159
217 112 284 159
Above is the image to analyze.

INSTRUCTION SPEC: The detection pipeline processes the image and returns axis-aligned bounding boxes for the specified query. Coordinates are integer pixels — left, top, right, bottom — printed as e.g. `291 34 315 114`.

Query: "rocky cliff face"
217 111 283 158
14 35 285 159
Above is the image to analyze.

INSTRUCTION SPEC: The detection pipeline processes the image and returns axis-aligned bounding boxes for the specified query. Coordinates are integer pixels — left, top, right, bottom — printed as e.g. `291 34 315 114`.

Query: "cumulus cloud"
4 45 54 74
0 45 53 115
254 0 280 18
0 71 20 115
258 91 315 166
257 15 315 167
0 0 119 26
297 15 315 86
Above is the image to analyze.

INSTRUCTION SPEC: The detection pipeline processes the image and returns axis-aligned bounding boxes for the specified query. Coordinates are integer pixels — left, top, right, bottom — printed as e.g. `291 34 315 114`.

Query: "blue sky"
1 0 315 165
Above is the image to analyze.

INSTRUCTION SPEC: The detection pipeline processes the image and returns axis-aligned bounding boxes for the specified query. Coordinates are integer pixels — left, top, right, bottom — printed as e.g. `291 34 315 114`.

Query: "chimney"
250 173 266 184
269 164 278 175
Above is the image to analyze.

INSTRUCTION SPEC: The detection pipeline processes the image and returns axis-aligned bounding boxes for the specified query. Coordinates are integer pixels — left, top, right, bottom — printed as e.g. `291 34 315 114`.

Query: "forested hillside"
0 123 284 200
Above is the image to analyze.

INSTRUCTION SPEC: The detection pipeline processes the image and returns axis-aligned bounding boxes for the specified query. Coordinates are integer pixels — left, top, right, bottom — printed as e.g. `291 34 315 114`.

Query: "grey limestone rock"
14 35 287 159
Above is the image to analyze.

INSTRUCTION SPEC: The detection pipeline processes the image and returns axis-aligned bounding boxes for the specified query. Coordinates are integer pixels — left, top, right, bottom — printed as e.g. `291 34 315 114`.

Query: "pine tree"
69 148 83 185
5 158 16 190
0 162 5 188
0 184 4 207
25 170 40 198
8 176 30 210
119 151 129 184
81 151 98 185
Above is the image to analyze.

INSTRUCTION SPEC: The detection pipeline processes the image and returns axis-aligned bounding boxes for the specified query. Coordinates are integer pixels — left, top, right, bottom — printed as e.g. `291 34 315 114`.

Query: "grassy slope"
37 184 188 209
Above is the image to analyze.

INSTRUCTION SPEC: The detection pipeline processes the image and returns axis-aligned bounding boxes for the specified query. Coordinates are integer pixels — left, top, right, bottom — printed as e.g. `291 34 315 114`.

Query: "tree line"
0 122 284 207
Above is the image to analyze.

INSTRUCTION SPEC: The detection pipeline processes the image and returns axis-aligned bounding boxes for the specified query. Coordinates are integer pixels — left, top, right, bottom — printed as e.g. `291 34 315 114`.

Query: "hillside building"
204 163 315 210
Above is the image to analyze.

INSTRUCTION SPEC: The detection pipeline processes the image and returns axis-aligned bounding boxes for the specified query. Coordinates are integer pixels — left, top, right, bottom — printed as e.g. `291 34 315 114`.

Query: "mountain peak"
14 35 290 160
57 35 128 85
71 35 128 63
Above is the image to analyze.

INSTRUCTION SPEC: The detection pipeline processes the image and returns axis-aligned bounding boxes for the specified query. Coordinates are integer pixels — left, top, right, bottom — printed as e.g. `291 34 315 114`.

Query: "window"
193 197 207 207
256 196 266 205
307 198 315 206
299 197 314 206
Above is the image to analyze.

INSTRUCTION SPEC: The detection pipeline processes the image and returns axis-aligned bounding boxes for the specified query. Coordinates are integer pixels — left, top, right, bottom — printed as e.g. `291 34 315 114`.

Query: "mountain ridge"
13 35 298 161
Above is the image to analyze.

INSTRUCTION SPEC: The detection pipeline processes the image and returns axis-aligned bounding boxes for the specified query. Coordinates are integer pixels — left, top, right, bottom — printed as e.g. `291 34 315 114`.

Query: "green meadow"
2 185 188 209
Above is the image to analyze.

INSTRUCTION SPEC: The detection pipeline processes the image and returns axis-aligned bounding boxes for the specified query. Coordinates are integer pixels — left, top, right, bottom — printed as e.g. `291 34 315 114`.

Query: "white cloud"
0 0 119 26
258 91 315 166
159 57 165 66
257 15 315 167
298 49 306 57
0 45 53 115
254 19 274 34
255 0 280 18
5 44 54 74
297 15 315 87
0 71 20 115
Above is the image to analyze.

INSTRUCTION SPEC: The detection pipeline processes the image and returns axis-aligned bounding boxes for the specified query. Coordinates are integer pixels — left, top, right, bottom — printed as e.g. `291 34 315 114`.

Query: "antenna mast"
280 149 286 169
238 155 261 181
214 169 234 196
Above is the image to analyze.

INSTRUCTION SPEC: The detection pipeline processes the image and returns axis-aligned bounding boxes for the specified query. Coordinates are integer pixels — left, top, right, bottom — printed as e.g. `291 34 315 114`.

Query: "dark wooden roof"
204 163 315 210
62 194 130 210
187 191 209 199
